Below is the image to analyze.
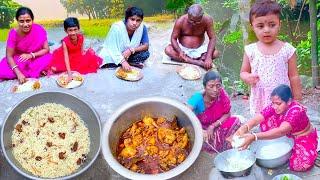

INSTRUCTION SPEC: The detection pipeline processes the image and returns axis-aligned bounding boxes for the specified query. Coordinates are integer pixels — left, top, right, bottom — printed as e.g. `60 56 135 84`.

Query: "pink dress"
261 101 318 171
48 34 102 74
244 42 296 115
0 24 52 79
188 89 241 153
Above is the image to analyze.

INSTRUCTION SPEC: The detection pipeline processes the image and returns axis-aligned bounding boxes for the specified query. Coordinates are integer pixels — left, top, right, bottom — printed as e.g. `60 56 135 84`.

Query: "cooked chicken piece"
156 117 166 125
143 116 155 126
132 134 143 147
120 146 137 158
176 133 189 149
148 136 156 146
123 138 133 147
130 164 139 172
161 151 176 166
158 127 176 145
159 150 169 159
177 153 186 163
146 146 159 156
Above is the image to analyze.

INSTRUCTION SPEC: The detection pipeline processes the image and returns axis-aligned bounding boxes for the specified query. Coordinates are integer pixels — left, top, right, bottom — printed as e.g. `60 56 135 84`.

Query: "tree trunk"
238 0 256 45
309 0 319 87
90 8 97 19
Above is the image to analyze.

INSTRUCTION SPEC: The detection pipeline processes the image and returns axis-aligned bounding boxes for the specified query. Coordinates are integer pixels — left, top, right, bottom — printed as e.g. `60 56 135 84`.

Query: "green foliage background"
0 0 20 28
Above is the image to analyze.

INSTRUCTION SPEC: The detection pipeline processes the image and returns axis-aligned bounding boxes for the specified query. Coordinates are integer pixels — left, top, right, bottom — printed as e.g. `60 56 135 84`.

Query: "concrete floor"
0 25 320 179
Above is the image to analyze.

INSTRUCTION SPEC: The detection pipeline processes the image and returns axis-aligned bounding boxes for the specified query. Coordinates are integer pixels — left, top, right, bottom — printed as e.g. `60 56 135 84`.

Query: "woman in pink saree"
0 7 52 83
235 84 318 172
187 71 240 153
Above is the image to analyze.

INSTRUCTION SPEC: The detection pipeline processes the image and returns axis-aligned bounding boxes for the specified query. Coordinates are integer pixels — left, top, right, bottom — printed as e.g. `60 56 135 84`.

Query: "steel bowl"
214 149 256 178
250 136 294 168
1 91 101 180
272 173 302 180
101 97 203 180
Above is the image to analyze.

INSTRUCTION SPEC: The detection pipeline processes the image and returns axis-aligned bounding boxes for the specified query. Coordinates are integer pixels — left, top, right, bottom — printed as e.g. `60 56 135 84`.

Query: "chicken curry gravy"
116 116 190 174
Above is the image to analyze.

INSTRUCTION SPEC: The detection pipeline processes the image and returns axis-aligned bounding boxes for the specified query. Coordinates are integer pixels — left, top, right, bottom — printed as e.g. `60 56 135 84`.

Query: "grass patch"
0 14 174 41
0 29 9 41
37 14 174 38
144 14 174 23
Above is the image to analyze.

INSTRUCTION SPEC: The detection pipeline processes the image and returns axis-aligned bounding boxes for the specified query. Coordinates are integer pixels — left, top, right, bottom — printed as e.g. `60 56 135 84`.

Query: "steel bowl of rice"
1 91 101 180
250 136 294 168
214 149 256 178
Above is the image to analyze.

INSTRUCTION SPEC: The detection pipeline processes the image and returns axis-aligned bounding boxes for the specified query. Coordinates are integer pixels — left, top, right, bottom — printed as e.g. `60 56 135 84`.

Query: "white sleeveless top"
244 42 296 115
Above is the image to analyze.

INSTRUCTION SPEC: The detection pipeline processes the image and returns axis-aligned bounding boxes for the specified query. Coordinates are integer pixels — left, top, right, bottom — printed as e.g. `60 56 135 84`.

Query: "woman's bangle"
251 132 258 141
130 48 135 54
244 124 250 132
11 65 18 70
30 52 35 59
120 59 126 64
217 120 222 126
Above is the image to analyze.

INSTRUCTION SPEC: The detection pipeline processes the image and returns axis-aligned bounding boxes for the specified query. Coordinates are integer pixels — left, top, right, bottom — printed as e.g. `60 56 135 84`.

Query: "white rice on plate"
11 103 90 178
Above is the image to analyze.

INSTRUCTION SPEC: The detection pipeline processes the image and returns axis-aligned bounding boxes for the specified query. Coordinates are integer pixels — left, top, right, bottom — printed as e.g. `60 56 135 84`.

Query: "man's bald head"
187 4 204 17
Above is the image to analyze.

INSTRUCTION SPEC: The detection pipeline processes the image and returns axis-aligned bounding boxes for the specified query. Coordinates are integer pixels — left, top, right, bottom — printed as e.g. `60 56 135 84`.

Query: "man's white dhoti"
178 43 207 59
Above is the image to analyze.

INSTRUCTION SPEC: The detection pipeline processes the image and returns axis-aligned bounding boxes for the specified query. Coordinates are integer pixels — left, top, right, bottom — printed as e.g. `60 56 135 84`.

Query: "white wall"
13 0 87 20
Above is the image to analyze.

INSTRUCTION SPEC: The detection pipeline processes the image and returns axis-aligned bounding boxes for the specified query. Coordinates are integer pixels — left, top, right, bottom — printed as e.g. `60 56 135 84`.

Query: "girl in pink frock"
188 71 240 153
0 7 52 84
235 84 318 172
47 17 102 80
240 0 302 115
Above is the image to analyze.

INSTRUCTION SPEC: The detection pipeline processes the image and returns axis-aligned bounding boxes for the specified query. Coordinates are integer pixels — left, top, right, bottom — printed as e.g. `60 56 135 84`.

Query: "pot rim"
101 96 203 180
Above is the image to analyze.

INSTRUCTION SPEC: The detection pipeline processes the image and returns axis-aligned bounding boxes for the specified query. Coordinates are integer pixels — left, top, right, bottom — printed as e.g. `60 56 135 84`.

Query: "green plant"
295 18 320 75
0 29 9 41
222 77 233 94
278 33 291 42
223 30 242 45
296 32 314 75
233 80 249 95
222 77 249 96
222 0 238 10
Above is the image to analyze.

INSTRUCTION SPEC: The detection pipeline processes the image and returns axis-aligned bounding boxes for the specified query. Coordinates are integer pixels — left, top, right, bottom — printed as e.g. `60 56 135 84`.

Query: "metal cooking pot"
214 149 256 178
101 97 203 180
1 91 101 180
250 136 294 168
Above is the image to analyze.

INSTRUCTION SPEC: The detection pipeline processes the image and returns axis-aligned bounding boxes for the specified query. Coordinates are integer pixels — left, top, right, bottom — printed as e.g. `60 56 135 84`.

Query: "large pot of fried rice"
1 91 101 180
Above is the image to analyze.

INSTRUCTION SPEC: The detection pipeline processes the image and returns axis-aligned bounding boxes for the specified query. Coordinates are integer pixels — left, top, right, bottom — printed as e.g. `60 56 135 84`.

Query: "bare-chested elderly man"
165 4 219 70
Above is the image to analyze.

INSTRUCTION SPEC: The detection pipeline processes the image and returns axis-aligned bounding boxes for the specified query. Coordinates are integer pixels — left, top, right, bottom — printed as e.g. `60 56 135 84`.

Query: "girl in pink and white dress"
240 0 302 115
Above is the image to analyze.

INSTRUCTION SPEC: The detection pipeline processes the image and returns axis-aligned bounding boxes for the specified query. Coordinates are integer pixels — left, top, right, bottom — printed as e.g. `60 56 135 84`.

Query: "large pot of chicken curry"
102 97 203 180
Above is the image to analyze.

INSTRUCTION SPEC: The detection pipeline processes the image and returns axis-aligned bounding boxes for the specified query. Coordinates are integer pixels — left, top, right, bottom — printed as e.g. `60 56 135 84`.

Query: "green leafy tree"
108 0 125 18
0 0 20 28
60 0 109 19
165 0 195 17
